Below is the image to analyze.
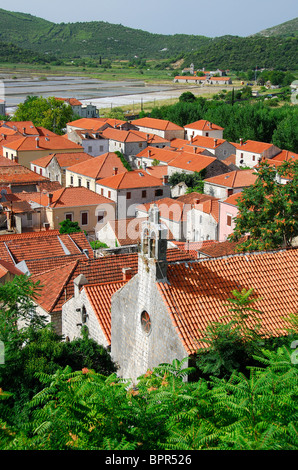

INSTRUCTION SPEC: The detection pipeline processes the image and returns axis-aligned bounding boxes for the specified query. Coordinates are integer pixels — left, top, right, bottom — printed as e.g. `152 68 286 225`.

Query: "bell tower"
139 204 168 281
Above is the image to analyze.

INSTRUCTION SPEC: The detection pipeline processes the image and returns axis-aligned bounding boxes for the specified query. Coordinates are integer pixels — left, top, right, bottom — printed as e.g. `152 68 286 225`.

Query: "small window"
155 189 163 197
70 176 74 185
78 178 82 187
227 215 232 226
108 191 111 199
142 190 147 198
40 168 42 175
252 155 255 161
101 188 104 196
81 212 88 226
81 305 88 324
97 211 105 223
141 311 151 334
34 166 37 172
86 181 90 189
65 213 73 221
88 146 92 153
127 192 131 200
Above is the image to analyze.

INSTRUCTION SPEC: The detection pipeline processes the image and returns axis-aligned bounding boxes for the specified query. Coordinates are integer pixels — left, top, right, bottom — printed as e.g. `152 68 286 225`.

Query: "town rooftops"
96 169 165 190
204 169 258 188
191 135 229 149
101 127 169 145
168 151 216 172
137 146 179 164
234 140 279 153
0 163 47 185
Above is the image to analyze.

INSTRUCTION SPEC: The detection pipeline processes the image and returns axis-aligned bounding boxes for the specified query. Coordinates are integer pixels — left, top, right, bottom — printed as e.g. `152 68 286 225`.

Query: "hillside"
253 17 298 37
0 8 296 71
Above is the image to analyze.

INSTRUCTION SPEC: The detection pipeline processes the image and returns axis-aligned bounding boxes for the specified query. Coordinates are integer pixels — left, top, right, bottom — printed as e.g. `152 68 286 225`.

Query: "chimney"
48 193 53 205
36 137 39 148
240 138 243 146
113 167 118 175
122 267 132 281
73 274 88 298
163 175 168 185
148 149 151 158
14 156 18 163
214 138 217 147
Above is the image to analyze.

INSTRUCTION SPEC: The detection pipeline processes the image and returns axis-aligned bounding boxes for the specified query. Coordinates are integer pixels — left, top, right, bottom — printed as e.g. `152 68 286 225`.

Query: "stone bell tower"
139 204 168 281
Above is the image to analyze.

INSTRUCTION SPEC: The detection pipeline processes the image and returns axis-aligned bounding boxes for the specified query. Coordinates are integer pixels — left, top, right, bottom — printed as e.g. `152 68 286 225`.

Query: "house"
67 128 109 157
28 186 116 234
167 151 232 180
203 169 258 200
218 192 242 242
100 127 170 158
174 76 232 85
110 205 298 382
97 217 148 248
65 152 128 192
0 159 48 193
1 135 84 169
136 197 189 242
55 98 99 118
130 117 185 141
185 195 220 242
95 169 171 219
30 152 93 186
135 146 180 168
235 139 281 168
184 120 224 140
189 135 236 161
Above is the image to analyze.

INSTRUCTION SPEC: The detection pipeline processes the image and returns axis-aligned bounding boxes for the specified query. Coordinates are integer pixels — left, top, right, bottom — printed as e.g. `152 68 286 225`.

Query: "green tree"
229 160 298 252
59 219 81 234
13 96 76 134
169 171 204 193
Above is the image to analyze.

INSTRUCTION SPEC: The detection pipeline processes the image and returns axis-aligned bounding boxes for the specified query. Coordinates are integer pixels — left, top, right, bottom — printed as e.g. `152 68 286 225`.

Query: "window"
78 178 82 187
40 168 42 175
86 181 90 189
108 191 111 199
34 166 37 172
70 176 74 185
252 155 255 161
81 211 88 226
81 305 88 324
141 311 151 334
88 146 92 153
155 189 163 197
65 213 73 221
99 145 104 152
101 188 104 196
126 192 131 200
142 190 147 198
227 214 232 226
97 211 105 223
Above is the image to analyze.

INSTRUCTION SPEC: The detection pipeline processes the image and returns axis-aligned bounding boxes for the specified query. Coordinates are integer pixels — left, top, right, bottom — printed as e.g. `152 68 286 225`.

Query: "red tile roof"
185 120 224 131
30 186 114 208
157 248 298 354
168 151 216 172
204 169 257 188
101 127 169 144
0 164 47 184
235 140 278 154
190 135 228 149
67 152 127 180
2 136 83 152
131 117 184 132
137 146 179 164
33 248 193 313
31 152 93 169
84 281 127 344
97 169 164 190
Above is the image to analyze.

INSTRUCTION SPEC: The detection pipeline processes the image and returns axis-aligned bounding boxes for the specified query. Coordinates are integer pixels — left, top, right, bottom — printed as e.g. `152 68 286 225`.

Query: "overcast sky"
2 0 297 37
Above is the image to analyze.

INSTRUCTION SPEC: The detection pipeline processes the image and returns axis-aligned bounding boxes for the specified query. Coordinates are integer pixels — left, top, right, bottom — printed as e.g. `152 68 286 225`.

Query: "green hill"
253 17 298 38
0 8 296 71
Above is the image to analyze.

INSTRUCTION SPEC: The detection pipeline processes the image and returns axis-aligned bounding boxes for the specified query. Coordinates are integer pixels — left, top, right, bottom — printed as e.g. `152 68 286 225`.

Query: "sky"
1 0 297 37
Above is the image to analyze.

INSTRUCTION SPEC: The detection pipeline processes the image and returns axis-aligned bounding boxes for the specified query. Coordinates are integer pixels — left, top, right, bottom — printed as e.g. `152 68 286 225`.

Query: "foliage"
89 240 108 249
196 288 264 378
59 219 81 234
114 150 132 171
169 171 204 193
13 96 76 134
229 160 298 252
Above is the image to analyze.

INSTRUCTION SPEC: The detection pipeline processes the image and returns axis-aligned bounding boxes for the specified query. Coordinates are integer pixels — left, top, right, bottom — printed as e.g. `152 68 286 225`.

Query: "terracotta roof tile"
30 186 114 208
168 152 216 172
97 169 164 190
0 164 47 184
184 120 224 131
31 152 93 169
137 146 179 164
204 169 257 188
157 248 298 354
131 117 184 131
67 152 127 180
3 136 83 152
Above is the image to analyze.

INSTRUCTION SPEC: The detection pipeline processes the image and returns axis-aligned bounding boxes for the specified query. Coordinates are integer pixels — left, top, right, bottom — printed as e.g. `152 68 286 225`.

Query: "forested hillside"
0 8 297 71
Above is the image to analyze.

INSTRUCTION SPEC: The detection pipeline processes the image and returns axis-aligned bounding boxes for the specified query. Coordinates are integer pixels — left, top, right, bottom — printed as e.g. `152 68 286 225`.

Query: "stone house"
29 186 116 234
186 196 219 242
2 135 84 169
55 98 98 119
30 152 93 186
218 192 242 242
184 120 224 140
203 169 258 200
110 205 298 382
167 150 232 180
65 152 128 192
95 169 171 219
66 128 109 157
130 117 185 141
189 135 236 161
234 139 281 168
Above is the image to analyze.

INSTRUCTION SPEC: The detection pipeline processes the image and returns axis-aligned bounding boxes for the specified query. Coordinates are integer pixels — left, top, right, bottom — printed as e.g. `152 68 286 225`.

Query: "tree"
179 91 196 103
169 170 204 193
59 219 81 234
13 96 76 134
229 160 298 252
